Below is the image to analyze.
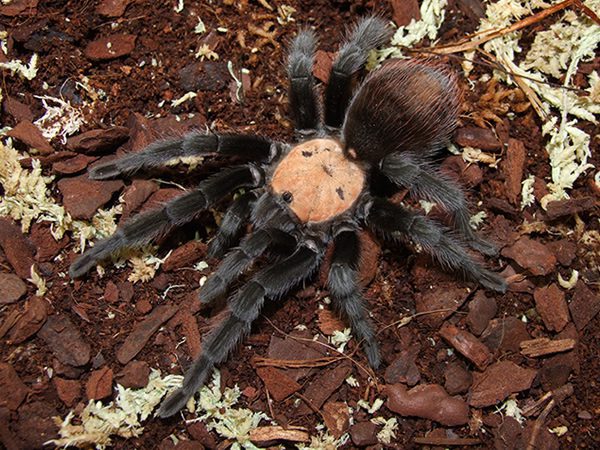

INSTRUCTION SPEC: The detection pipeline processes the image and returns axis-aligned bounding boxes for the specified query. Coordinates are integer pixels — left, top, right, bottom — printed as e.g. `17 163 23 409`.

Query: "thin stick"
425 0 578 55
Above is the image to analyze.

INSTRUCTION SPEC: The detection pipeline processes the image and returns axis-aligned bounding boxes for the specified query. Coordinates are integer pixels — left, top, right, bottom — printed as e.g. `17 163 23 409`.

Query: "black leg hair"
327 229 381 368
158 240 323 418
207 191 259 258
287 30 320 132
380 152 497 255
89 132 275 180
367 198 507 292
324 16 392 128
200 228 297 304
69 165 264 278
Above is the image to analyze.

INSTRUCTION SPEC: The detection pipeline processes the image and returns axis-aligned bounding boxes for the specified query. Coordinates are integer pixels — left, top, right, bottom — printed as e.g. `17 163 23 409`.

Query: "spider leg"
287 30 320 132
89 132 274 180
158 239 323 418
367 197 507 292
69 165 263 278
380 152 498 255
207 191 259 258
328 229 381 368
201 228 297 304
324 16 392 128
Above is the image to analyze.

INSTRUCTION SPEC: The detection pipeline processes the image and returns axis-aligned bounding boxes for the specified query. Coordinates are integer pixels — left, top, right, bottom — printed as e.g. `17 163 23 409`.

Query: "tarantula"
70 17 506 418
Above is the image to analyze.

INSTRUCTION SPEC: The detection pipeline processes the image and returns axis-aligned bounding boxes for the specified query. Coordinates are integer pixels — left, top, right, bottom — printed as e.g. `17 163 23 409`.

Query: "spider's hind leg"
324 16 392 128
327 229 381 368
69 165 263 278
90 133 274 180
158 239 323 418
380 152 498 256
367 197 507 292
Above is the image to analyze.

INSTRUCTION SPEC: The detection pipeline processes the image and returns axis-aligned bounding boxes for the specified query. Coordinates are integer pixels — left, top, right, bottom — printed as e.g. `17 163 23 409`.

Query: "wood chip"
520 338 576 357
249 425 309 446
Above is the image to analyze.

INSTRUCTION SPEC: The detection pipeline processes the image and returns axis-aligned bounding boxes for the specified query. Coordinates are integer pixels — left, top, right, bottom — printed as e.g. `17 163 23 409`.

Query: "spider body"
69 17 506 418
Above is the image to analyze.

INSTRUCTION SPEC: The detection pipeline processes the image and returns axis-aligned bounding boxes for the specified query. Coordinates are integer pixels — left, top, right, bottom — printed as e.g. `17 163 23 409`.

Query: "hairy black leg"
327 229 380 368
380 152 497 255
90 133 275 180
287 30 320 131
158 240 323 418
69 165 263 278
251 191 296 232
207 191 259 258
324 16 392 128
200 228 297 304
367 198 506 292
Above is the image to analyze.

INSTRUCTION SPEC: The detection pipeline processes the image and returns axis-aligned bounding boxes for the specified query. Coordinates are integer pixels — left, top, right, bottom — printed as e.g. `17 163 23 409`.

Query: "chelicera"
69 16 506 417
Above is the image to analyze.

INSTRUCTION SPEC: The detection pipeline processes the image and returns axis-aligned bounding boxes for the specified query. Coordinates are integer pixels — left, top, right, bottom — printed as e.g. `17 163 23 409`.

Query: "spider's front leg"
324 16 392 128
327 228 381 368
158 239 324 418
380 152 498 255
69 165 263 278
287 29 320 132
90 132 274 180
367 197 507 292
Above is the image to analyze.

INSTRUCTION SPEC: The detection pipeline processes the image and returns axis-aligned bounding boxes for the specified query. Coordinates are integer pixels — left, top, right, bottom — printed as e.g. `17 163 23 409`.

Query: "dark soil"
1 1 599 449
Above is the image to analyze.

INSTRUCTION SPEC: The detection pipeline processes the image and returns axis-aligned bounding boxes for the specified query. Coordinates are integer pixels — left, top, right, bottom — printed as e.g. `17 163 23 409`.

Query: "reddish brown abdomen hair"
342 58 461 163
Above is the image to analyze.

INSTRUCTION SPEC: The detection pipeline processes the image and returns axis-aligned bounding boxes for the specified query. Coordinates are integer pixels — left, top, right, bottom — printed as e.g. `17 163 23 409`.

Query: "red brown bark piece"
121 179 159 219
322 401 350 439
30 223 69 262
384 347 421 386
179 61 230 92
313 50 334 83
180 312 201 359
386 383 469 426
86 367 113 400
296 362 351 415
454 126 502 151
317 308 345 336
117 360 150 389
439 322 492 370
546 239 577 267
349 421 379 446
38 314 91 367
568 281 600 331
414 284 470 327
544 197 597 220
57 175 123 220
501 236 557 276
116 304 178 364
0 0 38 16
503 139 526 205
52 154 97 175
357 230 380 286
162 241 207 272
444 360 473 395
53 377 81 406
0 218 36 279
533 284 569 332
3 96 34 122
481 316 530 353
67 127 129 154
267 334 326 381
6 120 53 154
469 361 536 407
256 367 301 401
391 0 421 26
96 0 131 17
0 363 29 410
84 34 136 61
466 291 497 336
4 296 48 344
0 273 27 305
441 155 484 187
